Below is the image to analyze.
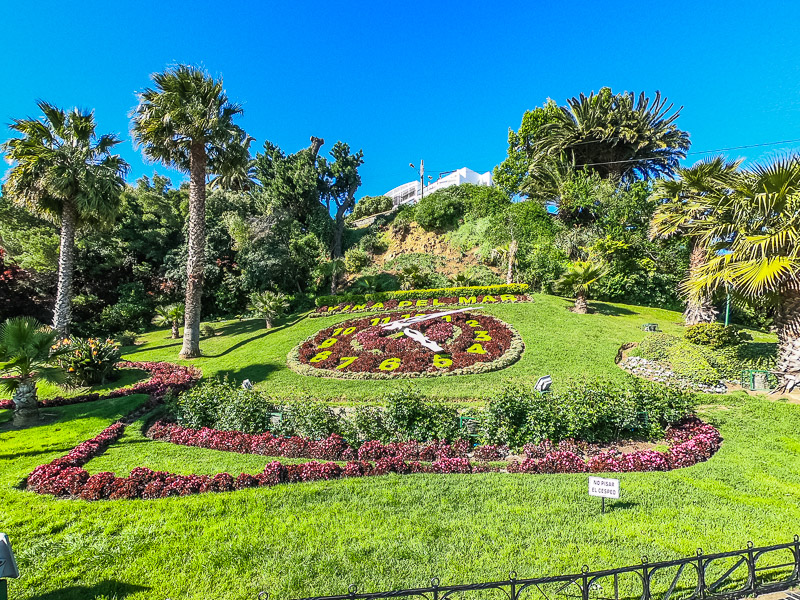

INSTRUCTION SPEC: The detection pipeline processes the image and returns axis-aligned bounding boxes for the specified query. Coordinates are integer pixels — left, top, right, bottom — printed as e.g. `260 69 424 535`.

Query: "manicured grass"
122 294 775 401
1 392 798 599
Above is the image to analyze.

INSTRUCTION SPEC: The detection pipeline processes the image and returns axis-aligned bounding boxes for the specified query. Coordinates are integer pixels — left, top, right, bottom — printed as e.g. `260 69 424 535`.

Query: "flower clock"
288 308 524 379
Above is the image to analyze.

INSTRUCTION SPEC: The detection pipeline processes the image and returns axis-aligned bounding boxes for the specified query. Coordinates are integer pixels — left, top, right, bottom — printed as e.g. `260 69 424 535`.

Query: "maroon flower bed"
0 361 201 411
25 416 721 501
290 310 523 378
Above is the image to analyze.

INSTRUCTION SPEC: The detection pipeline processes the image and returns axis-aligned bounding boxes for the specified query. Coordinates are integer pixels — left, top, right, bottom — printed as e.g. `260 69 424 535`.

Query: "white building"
383 167 493 206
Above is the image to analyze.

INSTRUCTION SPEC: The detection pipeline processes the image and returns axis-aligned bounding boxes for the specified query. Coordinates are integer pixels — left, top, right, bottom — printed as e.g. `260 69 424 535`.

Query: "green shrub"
633 333 682 361
684 323 752 348
415 194 465 231
340 404 391 445
344 247 371 274
55 337 121 386
483 384 555 448
383 388 459 442
272 399 340 440
668 344 720 386
117 331 138 346
351 195 394 220
200 323 216 338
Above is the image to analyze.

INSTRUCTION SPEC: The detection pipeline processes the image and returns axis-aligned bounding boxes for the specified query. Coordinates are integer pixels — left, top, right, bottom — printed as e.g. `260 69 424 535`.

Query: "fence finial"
641 556 649 565
582 565 590 574
258 593 269 600
349 584 358 596
431 577 440 588
509 570 518 580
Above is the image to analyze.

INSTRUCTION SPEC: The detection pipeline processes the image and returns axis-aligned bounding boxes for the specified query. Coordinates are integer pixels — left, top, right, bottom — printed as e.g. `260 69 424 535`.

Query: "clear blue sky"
3 0 800 198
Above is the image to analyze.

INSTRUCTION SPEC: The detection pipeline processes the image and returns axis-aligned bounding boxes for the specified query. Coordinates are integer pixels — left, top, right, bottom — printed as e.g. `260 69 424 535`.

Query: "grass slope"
123 294 772 401
1 393 798 599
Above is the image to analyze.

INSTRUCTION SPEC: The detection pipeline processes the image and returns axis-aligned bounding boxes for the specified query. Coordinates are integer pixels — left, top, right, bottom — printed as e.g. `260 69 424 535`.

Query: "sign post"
588 476 620 514
0 533 20 600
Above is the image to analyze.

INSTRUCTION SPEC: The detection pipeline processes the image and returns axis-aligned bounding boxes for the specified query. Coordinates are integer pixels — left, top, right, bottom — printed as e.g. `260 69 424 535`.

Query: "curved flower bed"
289 311 524 379
312 293 532 318
0 361 201 411
24 417 721 501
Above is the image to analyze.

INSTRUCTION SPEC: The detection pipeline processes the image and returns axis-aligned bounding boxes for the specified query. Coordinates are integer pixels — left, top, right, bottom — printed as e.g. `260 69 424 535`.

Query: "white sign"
588 477 620 499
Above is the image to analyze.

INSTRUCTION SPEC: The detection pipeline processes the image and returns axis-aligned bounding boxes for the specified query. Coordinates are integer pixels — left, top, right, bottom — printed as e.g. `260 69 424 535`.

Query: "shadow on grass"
123 339 183 355
201 314 309 359
591 302 638 316
0 446 76 460
27 581 149 600
219 363 280 386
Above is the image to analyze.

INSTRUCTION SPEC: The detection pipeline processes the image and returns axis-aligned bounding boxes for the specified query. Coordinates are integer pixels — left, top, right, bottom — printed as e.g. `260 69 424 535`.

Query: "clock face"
288 310 524 379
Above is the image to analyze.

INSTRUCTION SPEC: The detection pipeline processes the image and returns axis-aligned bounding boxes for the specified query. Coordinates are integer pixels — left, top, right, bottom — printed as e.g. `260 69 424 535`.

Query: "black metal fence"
277 536 799 600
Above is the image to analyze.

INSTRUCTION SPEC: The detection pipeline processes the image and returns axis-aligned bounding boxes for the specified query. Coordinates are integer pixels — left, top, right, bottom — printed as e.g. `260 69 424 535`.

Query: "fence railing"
275 536 799 600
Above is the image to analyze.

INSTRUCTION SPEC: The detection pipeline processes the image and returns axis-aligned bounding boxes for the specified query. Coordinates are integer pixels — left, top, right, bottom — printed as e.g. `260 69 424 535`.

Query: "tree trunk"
171 321 180 339
506 239 518 285
683 240 718 326
309 136 324 158
332 200 352 259
52 199 78 336
180 143 207 359
265 318 272 330
574 290 588 314
13 379 39 427
774 287 800 391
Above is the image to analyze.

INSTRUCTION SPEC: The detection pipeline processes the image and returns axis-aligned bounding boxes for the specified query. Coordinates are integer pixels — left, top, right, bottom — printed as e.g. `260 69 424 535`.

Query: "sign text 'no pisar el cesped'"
588 476 619 514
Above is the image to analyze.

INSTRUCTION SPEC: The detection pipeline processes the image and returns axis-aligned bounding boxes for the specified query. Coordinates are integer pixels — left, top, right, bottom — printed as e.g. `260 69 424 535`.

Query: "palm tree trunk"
506 239 518 284
13 379 39 427
52 199 77 336
574 290 588 314
180 143 207 359
171 321 180 339
774 288 800 389
683 240 718 326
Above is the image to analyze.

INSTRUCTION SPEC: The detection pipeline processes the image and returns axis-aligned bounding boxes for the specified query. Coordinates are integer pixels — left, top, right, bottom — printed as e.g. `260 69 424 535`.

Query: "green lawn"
1 392 798 599
1 294 795 600
122 294 773 401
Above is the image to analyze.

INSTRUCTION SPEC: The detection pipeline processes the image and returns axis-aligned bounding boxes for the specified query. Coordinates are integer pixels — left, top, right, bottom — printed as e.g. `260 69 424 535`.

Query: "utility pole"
409 160 425 202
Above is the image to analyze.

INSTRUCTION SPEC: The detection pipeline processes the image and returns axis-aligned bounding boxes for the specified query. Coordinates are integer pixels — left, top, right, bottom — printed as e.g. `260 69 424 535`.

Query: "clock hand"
382 306 484 332
402 327 444 353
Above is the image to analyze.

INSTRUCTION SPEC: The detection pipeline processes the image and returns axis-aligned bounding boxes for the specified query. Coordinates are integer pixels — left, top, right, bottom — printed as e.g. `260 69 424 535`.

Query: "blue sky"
3 1 800 198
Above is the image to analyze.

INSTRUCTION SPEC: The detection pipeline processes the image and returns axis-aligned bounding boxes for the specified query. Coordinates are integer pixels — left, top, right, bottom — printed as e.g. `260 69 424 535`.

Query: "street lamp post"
409 160 424 201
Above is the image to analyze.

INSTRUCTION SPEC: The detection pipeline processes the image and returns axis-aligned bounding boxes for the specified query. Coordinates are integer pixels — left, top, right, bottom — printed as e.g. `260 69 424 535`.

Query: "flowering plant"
55 337 121 386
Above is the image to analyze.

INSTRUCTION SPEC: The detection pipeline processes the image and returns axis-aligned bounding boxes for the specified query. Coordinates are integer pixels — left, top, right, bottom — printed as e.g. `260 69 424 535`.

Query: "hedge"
314 284 530 307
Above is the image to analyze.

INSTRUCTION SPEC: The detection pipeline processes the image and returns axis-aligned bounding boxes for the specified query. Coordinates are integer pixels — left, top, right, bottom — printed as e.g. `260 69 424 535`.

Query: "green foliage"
201 323 217 338
55 337 121 386
248 290 289 328
634 333 680 361
482 378 695 448
414 184 512 232
0 317 64 395
98 282 154 334
555 260 606 296
344 247 371 274
684 323 752 348
351 195 393 220
383 388 460 442
339 404 391 445
117 331 138 346
668 345 720 386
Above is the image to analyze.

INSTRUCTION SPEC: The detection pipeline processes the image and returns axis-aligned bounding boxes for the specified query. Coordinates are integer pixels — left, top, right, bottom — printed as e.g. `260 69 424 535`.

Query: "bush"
351 195 394 220
200 323 216 338
383 388 460 442
344 247 371 274
415 194 466 231
55 337 121 386
271 400 340 440
633 333 681 361
684 323 752 348
117 331 138 346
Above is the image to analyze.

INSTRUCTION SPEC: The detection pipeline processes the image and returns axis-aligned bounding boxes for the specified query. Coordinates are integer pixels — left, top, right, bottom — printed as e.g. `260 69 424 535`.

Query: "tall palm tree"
536 88 690 182
686 155 800 389
131 65 249 358
1 102 129 335
0 317 65 426
556 260 607 314
650 157 741 325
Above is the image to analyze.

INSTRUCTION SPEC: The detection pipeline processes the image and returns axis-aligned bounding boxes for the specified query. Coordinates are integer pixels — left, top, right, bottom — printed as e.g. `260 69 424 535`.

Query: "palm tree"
1 102 129 335
536 88 690 182
154 303 185 339
0 317 65 426
248 291 289 329
492 240 519 284
131 65 249 358
449 273 475 287
685 155 800 389
650 157 741 325
556 260 607 314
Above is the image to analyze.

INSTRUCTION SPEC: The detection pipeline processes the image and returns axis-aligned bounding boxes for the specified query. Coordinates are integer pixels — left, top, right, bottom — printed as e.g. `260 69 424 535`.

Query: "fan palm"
650 157 741 325
248 291 289 329
1 102 129 335
685 155 800 389
0 317 65 426
131 65 249 358
556 260 607 314
154 303 185 339
536 88 690 182
492 240 519 284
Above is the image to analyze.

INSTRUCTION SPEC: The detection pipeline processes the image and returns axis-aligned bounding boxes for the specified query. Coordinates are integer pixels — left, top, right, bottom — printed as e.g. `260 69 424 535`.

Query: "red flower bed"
292 310 522 378
26 416 721 501
0 361 201 410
